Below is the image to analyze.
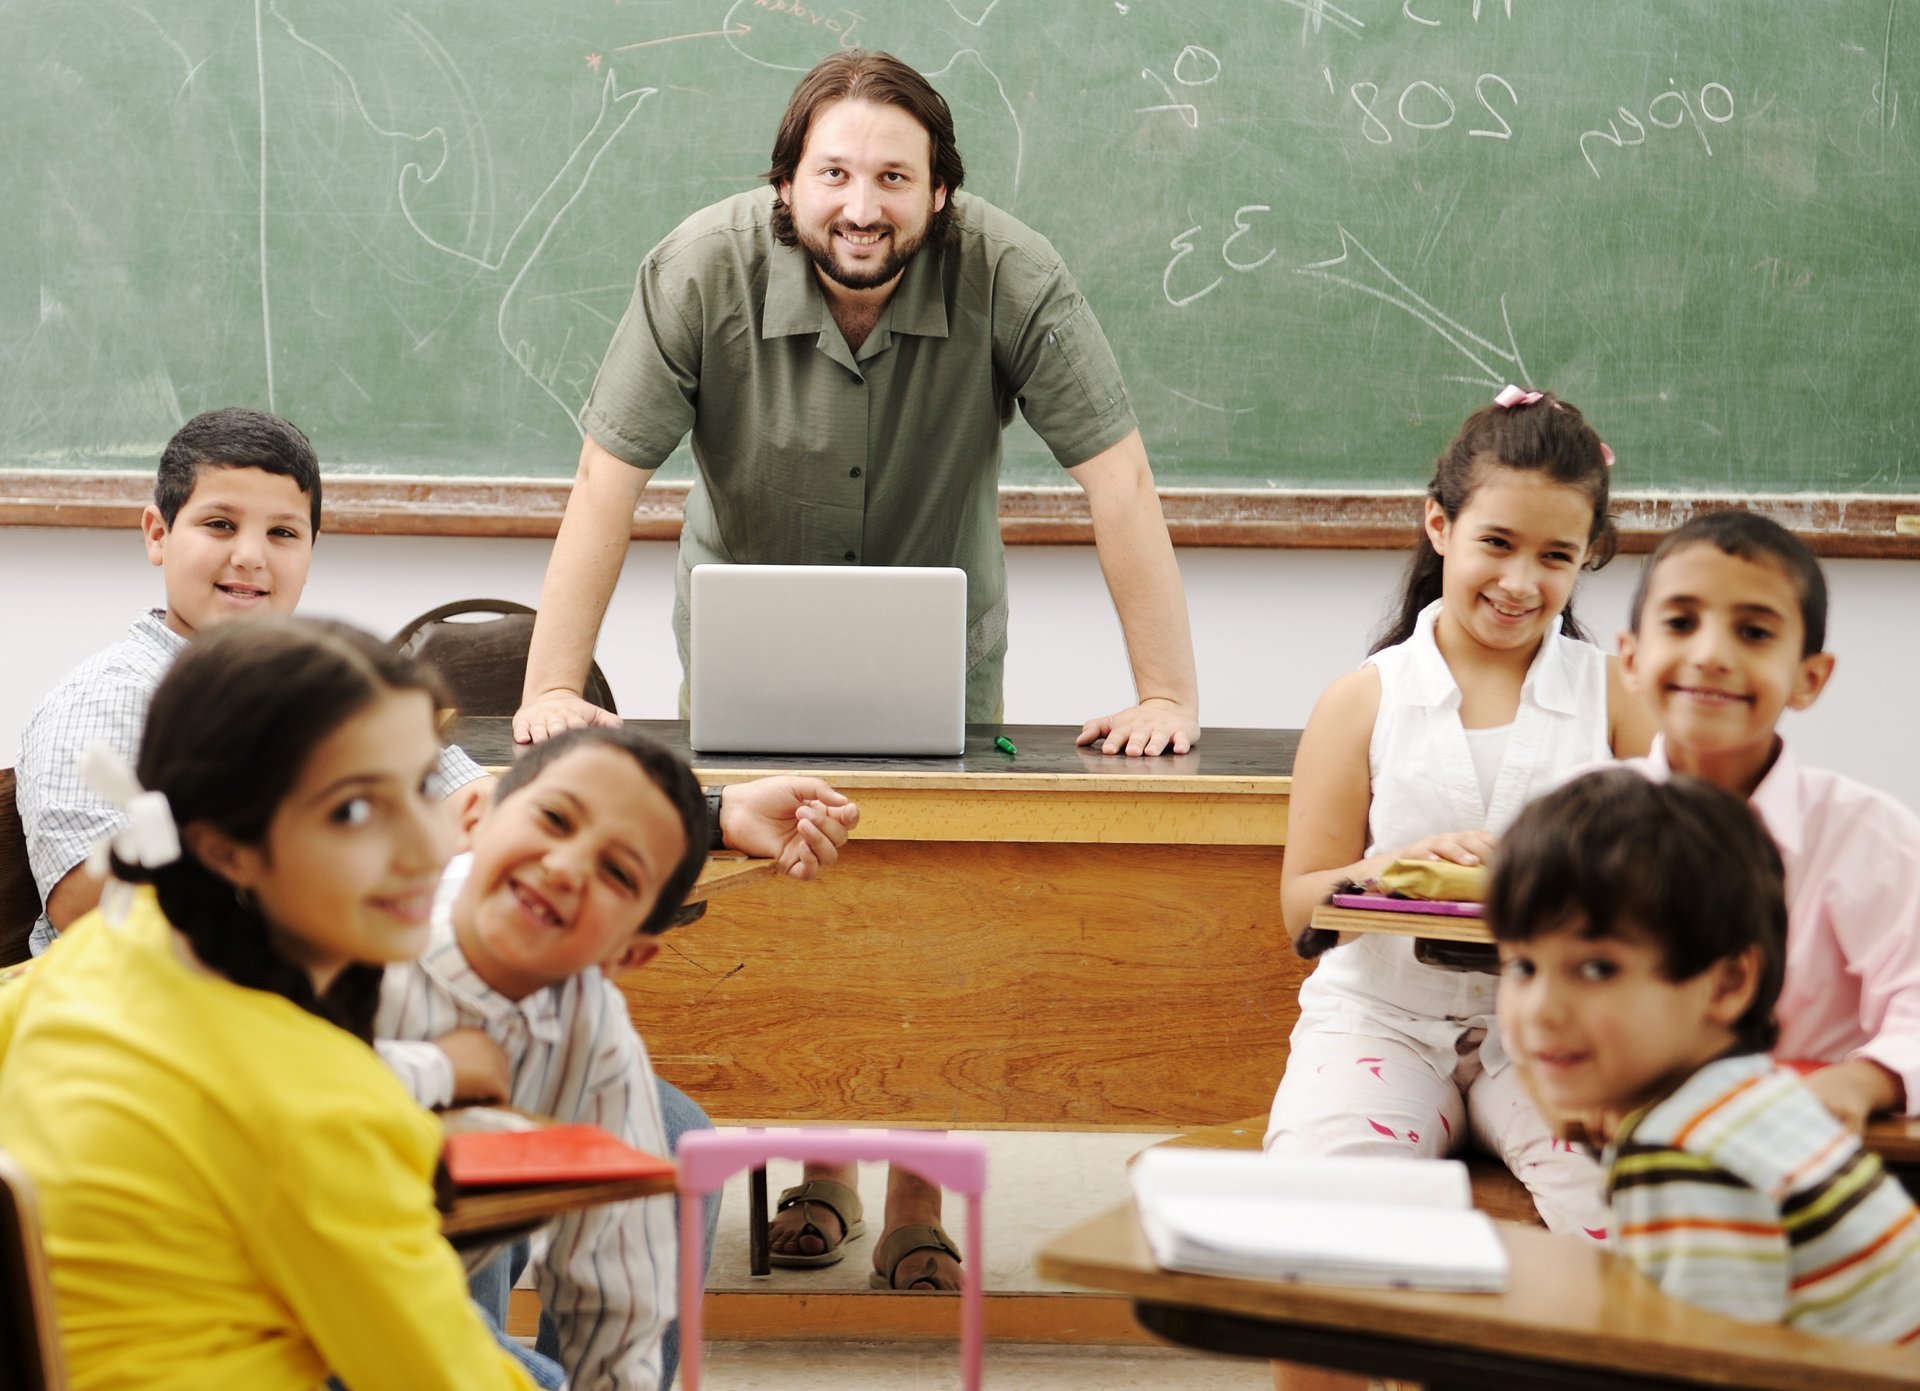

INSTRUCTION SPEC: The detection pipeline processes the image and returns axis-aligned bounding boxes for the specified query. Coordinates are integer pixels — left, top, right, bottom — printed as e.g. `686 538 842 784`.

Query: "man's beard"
798 218 928 291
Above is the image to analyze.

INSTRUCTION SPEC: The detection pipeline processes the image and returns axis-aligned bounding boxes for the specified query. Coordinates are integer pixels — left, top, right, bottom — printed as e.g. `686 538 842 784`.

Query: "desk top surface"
1038 1204 1920 1391
450 718 1298 791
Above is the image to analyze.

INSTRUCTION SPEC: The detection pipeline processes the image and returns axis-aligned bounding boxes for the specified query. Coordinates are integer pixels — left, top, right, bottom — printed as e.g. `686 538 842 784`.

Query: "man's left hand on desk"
720 777 861 879
1077 697 1200 757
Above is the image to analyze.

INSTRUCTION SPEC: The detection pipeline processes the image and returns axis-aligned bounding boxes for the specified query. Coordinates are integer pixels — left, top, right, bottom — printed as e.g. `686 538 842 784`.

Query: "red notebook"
444 1123 675 1188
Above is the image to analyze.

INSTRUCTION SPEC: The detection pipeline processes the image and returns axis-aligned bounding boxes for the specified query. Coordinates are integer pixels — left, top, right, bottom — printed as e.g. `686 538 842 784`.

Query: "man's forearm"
522 438 653 702
1077 433 1199 709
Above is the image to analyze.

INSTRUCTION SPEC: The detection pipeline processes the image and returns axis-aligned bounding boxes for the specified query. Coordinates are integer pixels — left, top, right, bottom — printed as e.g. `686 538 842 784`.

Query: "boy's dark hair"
1487 768 1787 1054
764 50 965 252
154 407 322 535
1628 509 1828 657
1374 392 1617 654
495 726 709 936
114 617 446 1042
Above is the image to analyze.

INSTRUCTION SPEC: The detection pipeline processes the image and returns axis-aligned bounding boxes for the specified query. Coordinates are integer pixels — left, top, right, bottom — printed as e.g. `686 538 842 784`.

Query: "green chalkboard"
3 0 1916 493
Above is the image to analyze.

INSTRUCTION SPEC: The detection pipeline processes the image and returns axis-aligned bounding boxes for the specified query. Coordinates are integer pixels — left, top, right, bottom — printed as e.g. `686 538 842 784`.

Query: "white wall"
4 526 1916 807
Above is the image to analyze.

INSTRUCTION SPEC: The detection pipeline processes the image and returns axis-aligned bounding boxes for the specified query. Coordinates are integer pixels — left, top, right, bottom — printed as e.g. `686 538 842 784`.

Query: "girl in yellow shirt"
0 617 557 1391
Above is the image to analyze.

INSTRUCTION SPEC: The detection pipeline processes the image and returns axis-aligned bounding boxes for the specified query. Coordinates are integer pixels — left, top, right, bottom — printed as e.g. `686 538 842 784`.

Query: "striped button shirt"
376 854 674 1391
15 609 489 957
1606 1052 1920 1342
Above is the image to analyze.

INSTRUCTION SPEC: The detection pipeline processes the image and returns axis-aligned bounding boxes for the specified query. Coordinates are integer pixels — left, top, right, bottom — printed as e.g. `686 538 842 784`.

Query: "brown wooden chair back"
0 1149 67 1391
0 770 41 969
391 599 619 718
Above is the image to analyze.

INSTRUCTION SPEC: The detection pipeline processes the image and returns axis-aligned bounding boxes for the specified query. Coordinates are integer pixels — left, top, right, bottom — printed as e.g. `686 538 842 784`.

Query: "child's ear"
1421 498 1450 555
1617 628 1642 688
180 821 264 893
601 934 662 978
1786 651 1836 712
1704 946 1764 1029
140 504 170 567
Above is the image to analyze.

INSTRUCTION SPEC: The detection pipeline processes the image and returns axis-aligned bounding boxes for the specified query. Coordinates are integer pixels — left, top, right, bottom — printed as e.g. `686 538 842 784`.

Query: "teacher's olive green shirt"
580 188 1138 720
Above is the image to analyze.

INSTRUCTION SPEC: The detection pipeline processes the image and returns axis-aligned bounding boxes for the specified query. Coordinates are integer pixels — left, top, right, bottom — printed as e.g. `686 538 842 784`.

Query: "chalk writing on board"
1137 47 1223 130
131 5 208 99
615 24 755 53
1345 72 1518 144
1296 226 1530 389
1580 81 1734 178
1283 0 1365 42
272 1 654 430
1161 207 1276 308
1401 0 1515 26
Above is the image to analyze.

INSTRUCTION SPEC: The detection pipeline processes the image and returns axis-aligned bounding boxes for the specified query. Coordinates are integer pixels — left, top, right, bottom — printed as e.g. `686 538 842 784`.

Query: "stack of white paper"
1130 1149 1510 1293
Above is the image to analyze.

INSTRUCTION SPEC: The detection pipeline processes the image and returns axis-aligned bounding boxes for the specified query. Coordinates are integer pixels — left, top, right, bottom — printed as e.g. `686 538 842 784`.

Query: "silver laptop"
689 564 967 755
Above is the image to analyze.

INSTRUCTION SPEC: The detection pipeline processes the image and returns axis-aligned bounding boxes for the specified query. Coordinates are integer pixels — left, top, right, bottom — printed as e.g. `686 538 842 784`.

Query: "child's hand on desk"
1798 1059 1904 1134
718 777 860 880
434 1028 511 1105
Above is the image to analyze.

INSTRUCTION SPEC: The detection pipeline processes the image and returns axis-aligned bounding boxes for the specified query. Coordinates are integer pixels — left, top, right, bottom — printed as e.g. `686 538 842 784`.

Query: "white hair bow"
81 740 181 883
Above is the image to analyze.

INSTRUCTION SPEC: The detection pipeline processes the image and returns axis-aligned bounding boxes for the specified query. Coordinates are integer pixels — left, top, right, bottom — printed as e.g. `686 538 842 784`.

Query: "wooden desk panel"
449 719 1301 1130
1038 1204 1920 1391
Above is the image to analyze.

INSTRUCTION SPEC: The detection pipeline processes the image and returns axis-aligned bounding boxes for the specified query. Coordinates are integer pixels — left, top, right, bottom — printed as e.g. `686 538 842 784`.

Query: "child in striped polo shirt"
1488 768 1920 1342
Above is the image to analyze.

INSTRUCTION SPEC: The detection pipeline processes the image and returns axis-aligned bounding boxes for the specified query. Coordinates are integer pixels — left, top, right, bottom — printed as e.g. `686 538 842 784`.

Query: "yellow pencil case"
1373 858 1488 903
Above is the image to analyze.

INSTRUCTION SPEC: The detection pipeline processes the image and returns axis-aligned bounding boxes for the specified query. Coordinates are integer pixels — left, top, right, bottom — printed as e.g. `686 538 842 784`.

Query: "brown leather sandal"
867 1222 963 1291
767 1178 866 1268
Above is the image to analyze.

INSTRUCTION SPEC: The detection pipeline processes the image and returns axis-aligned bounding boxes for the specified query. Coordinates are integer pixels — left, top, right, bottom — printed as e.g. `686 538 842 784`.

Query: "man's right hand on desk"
514 690 622 745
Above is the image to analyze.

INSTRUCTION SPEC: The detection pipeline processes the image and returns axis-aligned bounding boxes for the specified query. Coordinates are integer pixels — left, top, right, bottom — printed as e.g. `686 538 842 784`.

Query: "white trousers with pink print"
1264 1009 1611 1241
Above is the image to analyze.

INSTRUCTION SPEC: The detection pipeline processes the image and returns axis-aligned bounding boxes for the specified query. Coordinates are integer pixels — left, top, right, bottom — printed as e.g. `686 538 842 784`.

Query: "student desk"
449 718 1298 1130
441 1172 676 1250
1036 1203 1920 1390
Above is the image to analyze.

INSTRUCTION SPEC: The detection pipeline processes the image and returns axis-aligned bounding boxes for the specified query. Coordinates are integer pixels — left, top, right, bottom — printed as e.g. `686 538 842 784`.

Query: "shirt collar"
135 608 191 659
419 881 567 1045
1397 600 1584 716
1643 735 1804 858
1746 738 1806 858
762 238 951 345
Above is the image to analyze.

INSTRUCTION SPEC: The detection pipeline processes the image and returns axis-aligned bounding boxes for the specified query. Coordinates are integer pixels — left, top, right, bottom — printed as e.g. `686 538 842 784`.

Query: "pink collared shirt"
1623 737 1920 1114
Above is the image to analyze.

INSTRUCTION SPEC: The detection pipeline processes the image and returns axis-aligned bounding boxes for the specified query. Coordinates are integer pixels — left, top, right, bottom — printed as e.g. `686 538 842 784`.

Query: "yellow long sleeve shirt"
0 890 536 1391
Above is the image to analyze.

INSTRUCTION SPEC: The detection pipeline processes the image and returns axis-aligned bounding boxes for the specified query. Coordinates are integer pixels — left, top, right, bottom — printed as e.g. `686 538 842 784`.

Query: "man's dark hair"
764 50 965 252
1486 768 1787 1054
154 407 322 535
494 726 709 936
1628 509 1828 657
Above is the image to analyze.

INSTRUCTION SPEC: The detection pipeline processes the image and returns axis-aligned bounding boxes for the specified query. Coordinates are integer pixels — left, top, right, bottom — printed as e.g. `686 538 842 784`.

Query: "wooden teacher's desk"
450 719 1298 1131
1037 1204 1920 1391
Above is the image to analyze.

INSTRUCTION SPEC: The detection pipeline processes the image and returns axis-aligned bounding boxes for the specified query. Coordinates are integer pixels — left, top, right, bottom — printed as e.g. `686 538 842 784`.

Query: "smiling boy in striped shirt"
1488 769 1920 1342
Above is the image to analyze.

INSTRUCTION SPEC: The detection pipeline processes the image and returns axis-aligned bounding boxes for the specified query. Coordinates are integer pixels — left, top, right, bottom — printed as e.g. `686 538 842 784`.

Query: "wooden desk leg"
749 1165 770 1277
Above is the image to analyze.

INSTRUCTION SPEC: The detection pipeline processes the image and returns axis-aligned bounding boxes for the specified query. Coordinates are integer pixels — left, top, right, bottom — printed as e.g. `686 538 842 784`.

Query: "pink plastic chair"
676 1128 987 1390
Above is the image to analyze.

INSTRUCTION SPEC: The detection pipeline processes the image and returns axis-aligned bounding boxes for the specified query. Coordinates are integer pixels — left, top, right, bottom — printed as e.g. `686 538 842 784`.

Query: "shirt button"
849 467 862 478
844 551 857 562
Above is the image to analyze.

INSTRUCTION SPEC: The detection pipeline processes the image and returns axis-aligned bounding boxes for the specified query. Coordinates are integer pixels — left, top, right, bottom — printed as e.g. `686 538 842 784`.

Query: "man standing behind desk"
513 49 1200 759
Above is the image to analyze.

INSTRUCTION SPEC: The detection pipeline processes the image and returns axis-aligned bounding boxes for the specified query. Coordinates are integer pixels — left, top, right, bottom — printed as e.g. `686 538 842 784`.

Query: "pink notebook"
1330 893 1484 918
444 1124 675 1188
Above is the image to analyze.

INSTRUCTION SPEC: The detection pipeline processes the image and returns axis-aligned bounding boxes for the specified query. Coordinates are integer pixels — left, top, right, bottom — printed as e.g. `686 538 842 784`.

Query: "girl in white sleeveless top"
1266 390 1655 1270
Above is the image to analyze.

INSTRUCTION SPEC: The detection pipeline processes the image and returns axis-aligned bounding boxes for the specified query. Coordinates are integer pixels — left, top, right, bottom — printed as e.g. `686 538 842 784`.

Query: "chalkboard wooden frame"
2 473 1914 560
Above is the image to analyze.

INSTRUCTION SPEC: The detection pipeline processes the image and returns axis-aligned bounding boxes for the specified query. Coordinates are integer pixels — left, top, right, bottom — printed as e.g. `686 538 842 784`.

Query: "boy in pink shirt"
1618 510 1920 1128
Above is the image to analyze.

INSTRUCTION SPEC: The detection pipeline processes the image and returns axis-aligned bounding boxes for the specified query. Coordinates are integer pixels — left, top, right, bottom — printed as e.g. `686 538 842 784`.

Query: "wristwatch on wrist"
704 787 726 851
